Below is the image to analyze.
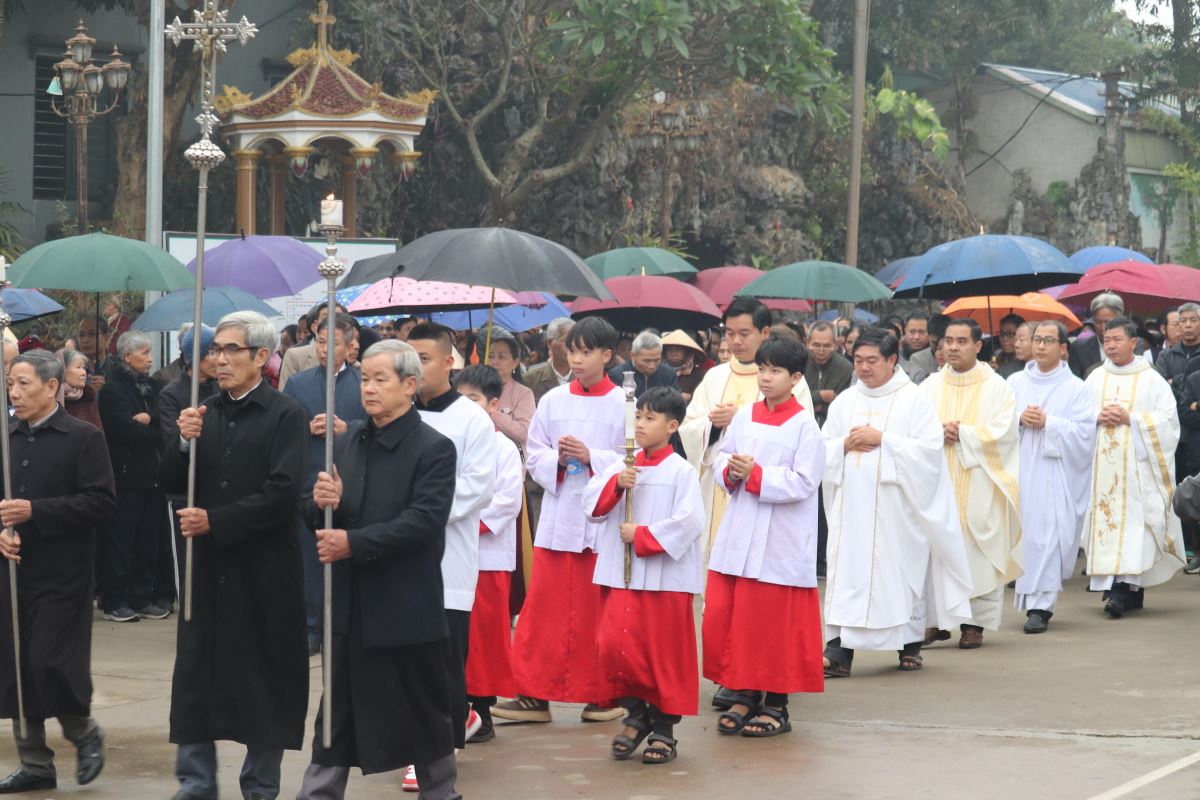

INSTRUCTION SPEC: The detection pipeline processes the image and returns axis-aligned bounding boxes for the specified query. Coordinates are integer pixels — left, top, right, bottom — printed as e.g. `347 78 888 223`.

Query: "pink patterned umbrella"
347 277 517 315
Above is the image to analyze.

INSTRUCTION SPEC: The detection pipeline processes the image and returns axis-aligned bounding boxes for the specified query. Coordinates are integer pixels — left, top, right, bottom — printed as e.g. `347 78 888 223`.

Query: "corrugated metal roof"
981 63 1179 120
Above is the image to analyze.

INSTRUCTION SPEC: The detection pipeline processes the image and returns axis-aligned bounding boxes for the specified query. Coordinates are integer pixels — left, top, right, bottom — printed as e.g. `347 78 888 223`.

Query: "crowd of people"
0 286 1197 798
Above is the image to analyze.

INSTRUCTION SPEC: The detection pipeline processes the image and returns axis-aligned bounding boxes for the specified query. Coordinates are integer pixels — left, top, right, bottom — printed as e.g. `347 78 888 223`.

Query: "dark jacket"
63 385 103 431
0 408 116 718
282 363 366 485
1068 336 1102 380
160 380 310 749
1156 342 1200 403
157 371 221 453
307 411 456 648
98 363 163 490
524 361 566 403
1177 371 1200 472
608 360 678 398
804 352 854 426
996 358 1027 379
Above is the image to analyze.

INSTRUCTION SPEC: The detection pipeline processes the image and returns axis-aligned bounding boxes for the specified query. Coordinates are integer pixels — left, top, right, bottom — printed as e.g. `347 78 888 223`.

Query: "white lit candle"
320 195 343 227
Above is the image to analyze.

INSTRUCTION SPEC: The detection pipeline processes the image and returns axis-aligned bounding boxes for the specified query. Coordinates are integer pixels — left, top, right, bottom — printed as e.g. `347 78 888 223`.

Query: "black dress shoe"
1104 597 1125 618
1023 610 1051 634
76 727 104 785
172 791 207 800
0 768 56 793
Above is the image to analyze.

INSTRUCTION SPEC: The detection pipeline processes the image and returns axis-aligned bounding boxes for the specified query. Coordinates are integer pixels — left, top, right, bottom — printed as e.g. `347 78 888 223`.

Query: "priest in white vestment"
922 318 1022 649
821 329 972 676
1083 318 1185 618
680 298 811 555
1007 321 1096 633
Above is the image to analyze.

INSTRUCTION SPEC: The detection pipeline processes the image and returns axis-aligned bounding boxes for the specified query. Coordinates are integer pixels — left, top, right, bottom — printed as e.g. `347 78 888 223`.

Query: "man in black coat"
161 311 309 800
1068 293 1125 379
97 330 170 622
296 339 461 800
0 350 117 793
607 330 677 398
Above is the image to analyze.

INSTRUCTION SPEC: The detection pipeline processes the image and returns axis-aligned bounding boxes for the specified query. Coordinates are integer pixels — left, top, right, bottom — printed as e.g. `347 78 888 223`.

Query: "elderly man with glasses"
161 311 310 800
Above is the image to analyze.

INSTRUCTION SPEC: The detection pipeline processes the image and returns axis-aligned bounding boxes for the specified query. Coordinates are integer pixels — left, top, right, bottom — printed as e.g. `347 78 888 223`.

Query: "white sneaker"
401 764 419 793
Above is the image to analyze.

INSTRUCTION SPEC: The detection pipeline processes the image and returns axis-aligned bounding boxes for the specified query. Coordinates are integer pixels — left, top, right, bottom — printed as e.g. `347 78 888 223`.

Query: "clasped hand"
844 425 882 454
558 436 591 467
943 421 960 445
309 414 346 437
726 453 755 482
1097 403 1130 427
1020 405 1046 429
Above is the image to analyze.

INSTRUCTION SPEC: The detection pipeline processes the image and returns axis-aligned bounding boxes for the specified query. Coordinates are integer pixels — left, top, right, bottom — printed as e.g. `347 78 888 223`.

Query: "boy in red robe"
704 336 826 738
583 387 704 764
493 318 626 724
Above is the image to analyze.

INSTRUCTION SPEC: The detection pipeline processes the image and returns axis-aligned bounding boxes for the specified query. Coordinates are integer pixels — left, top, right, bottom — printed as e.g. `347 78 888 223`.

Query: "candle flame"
326 193 336 200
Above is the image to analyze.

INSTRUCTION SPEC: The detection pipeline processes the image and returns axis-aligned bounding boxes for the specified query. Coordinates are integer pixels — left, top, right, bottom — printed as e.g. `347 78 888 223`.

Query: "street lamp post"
50 20 131 234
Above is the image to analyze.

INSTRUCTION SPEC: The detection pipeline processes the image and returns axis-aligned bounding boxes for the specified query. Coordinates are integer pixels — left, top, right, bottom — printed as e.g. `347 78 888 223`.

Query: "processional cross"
164 1 257 623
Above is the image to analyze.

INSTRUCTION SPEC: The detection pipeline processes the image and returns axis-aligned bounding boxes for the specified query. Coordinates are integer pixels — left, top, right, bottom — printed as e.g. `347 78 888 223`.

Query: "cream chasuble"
1082 359 1185 587
822 368 973 647
923 362 1022 599
680 358 811 552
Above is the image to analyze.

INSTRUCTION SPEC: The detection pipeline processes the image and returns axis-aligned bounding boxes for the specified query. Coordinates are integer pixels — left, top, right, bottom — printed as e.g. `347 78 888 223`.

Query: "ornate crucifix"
164 1 257 625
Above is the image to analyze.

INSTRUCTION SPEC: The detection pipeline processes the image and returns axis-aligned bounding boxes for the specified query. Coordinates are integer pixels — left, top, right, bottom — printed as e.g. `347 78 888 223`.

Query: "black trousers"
102 488 167 611
444 609 470 749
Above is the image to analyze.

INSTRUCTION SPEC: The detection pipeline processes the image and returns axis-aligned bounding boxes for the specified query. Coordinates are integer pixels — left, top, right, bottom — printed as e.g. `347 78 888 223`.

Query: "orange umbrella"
944 292 1081 332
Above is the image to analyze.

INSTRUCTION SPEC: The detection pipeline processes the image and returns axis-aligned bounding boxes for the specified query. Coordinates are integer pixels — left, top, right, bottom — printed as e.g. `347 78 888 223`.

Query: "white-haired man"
608 330 678 398
162 311 310 800
1069 293 1125 379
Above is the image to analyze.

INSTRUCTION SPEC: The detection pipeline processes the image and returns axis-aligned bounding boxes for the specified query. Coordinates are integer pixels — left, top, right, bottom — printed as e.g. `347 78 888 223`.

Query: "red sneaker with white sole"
402 764 418 792
465 709 483 741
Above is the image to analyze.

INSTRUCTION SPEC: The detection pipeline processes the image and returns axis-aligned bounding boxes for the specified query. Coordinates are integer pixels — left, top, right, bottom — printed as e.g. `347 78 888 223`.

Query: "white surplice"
419 393 497 612
1082 359 1185 588
1008 361 1097 611
822 368 972 649
923 362 1022 630
680 359 812 553
479 430 524 572
709 397 825 588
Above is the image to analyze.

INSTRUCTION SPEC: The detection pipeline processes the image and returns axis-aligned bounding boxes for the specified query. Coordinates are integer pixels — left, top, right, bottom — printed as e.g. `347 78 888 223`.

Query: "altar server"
493 318 626 724
703 337 825 739
582 387 704 765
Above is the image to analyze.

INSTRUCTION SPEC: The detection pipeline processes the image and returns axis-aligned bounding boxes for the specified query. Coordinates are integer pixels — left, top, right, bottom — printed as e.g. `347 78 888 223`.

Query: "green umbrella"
8 232 193 292
735 260 893 304
584 247 698 280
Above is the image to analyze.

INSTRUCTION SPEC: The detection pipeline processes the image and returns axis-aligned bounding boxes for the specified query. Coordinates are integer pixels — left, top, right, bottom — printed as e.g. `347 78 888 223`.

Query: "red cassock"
702 570 824 695
509 548 603 702
466 570 515 698
596 587 698 715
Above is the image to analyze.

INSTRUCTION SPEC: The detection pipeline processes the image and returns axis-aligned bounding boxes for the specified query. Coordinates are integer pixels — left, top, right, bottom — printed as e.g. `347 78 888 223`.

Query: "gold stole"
936 367 989 536
1089 371 1140 573
706 359 761 547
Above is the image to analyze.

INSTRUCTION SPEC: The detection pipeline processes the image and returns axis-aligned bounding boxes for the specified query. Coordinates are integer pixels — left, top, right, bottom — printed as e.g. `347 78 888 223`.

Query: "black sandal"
898 653 923 671
742 706 792 738
611 715 651 760
823 655 851 678
642 733 678 764
717 691 761 736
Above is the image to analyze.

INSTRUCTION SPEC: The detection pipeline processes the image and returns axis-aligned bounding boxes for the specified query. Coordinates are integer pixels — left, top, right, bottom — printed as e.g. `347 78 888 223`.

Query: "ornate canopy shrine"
216 1 434 236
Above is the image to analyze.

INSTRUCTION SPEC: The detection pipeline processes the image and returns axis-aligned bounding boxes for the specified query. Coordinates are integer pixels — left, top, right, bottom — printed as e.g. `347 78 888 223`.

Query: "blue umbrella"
818 307 878 324
1069 246 1153 271
431 293 570 332
873 257 915 288
894 234 1081 299
0 288 64 323
133 286 280 331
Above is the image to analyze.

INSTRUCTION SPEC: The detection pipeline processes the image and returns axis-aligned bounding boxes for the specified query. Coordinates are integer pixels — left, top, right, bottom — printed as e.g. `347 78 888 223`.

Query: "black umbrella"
340 228 613 300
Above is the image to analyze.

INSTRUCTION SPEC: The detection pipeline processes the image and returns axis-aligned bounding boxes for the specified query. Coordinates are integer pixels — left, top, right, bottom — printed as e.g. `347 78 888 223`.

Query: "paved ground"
6 562 1200 799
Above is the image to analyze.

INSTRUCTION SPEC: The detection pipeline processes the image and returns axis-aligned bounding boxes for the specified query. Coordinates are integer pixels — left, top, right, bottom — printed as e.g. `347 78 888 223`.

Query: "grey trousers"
12 716 100 778
295 752 461 800
176 741 284 800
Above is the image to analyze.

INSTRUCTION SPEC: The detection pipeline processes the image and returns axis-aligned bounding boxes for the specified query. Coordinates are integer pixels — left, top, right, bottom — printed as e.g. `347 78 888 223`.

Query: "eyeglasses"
207 344 256 358
1031 336 1061 345
999 330 1017 338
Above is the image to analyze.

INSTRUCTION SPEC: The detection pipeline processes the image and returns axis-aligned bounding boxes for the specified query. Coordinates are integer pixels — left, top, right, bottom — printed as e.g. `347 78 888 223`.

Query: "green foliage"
1163 162 1200 266
875 85 949 159
1044 180 1071 211
749 255 771 271
0 165 28 261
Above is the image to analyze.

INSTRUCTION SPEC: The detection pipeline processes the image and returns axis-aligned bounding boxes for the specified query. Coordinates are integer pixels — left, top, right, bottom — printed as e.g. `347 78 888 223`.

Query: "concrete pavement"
5 563 1200 799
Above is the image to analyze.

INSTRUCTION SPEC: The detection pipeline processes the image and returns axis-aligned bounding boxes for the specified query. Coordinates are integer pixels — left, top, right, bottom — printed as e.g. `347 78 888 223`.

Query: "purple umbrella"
185 235 323 299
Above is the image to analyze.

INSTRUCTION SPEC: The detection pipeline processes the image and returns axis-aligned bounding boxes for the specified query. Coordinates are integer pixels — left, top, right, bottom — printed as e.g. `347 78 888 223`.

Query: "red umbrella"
693 266 813 313
1056 260 1200 314
571 275 722 331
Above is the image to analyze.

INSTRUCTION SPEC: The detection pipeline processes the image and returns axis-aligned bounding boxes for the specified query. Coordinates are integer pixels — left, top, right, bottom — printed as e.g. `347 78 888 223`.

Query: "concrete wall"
0 0 311 247
927 73 1104 224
